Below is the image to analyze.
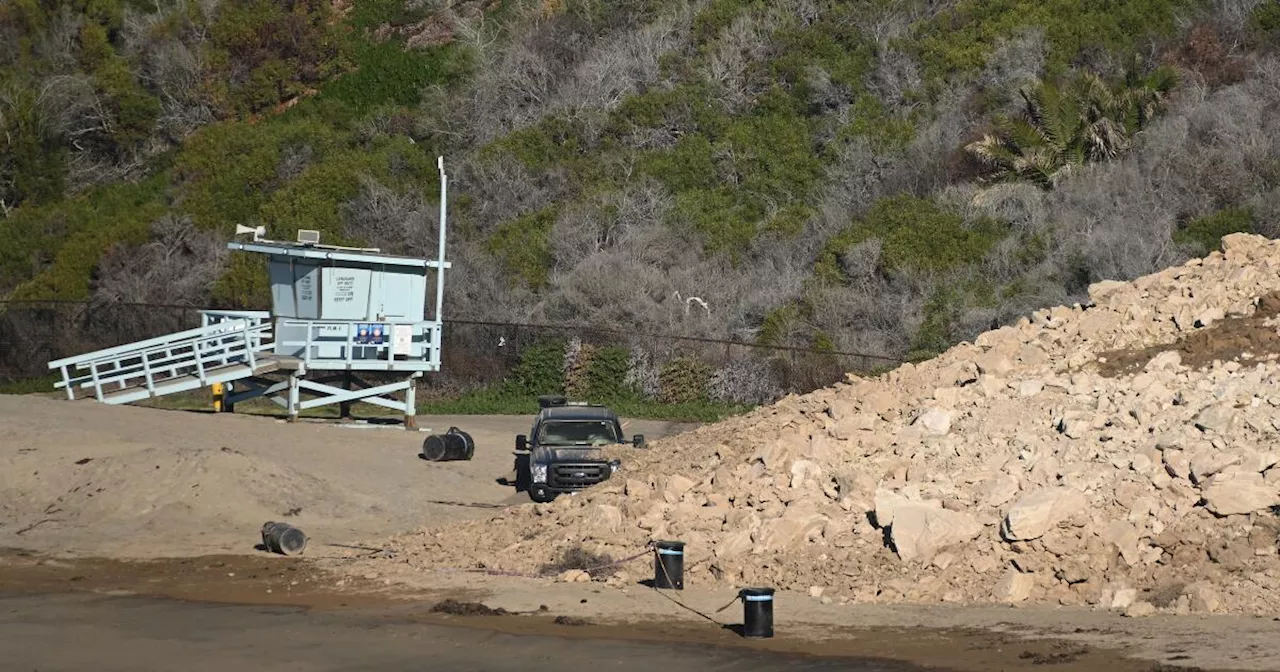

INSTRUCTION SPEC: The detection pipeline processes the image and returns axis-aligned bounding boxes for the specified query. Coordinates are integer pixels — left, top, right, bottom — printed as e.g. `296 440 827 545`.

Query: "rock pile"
364 233 1280 616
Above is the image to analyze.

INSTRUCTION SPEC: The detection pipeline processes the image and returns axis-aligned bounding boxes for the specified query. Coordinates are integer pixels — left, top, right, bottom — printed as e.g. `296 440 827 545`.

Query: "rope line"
649 544 738 626
364 540 745 628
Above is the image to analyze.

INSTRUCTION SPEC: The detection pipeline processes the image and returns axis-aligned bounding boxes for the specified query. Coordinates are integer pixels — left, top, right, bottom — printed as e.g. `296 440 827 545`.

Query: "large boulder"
586 504 623 533
1002 487 1088 541
914 408 955 436
755 503 829 551
1193 404 1239 434
1201 471 1280 516
888 502 983 563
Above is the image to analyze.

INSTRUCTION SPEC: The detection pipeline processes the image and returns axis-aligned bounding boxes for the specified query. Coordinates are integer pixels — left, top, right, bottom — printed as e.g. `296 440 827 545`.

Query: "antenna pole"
435 157 447 322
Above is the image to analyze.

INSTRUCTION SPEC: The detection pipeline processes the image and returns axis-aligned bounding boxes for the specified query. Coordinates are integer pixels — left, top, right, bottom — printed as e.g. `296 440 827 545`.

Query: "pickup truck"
512 396 644 503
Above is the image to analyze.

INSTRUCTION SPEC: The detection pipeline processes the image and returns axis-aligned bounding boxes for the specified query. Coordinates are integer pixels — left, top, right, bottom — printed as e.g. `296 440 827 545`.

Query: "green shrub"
608 83 727 139
1 175 167 300
765 203 812 237
584 345 631 400
690 0 759 47
816 195 1010 280
910 0 1200 87
907 287 963 361
0 373 61 395
770 8 874 94
1251 2 1280 44
641 89 823 256
78 22 160 154
177 118 432 241
757 303 802 346
257 139 432 243
206 0 343 116
639 134 719 193
1174 207 1254 254
669 187 759 256
838 94 916 153
482 116 585 173
505 338 567 397
658 356 712 404
723 91 824 203
0 89 66 209
210 253 271 308
486 207 557 288
175 117 339 232
320 41 466 113
346 0 434 29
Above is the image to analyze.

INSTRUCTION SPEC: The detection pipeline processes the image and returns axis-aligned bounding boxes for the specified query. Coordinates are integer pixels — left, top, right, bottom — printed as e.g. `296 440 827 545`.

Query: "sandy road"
4 395 1280 672
0 395 694 557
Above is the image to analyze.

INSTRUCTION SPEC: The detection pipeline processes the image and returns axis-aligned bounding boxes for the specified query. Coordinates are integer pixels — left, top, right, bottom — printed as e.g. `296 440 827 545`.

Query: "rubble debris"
355 234 1280 616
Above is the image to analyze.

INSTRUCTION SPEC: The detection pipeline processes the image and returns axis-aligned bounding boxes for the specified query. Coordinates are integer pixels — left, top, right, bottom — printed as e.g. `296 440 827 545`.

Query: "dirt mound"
1096 290 1280 376
355 233 1280 617
2 444 357 554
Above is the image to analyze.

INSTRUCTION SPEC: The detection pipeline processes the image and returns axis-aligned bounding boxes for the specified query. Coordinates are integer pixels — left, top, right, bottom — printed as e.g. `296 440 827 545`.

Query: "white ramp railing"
48 318 274 402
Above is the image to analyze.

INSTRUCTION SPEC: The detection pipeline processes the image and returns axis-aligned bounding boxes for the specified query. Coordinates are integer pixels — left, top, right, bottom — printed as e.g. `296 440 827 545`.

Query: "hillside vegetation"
3 0 1279 365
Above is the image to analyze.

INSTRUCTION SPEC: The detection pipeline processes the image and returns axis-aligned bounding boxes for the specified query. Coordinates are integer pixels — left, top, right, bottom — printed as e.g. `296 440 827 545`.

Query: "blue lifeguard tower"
47 159 454 428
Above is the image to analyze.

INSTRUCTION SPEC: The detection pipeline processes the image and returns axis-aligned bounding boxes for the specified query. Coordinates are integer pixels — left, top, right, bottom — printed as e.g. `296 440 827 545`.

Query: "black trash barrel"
261 521 307 556
422 427 474 461
653 540 684 590
740 587 774 638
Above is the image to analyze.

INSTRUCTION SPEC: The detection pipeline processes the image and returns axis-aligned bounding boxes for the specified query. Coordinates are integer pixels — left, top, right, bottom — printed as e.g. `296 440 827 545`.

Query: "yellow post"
212 382 224 412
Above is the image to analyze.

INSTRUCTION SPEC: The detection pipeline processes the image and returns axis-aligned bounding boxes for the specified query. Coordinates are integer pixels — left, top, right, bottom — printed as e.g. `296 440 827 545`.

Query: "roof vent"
297 229 321 245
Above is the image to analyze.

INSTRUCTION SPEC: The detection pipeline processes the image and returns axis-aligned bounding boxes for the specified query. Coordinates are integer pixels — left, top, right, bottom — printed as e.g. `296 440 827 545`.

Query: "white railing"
48 319 275 401
200 310 271 352
274 319 441 371
201 309 270 328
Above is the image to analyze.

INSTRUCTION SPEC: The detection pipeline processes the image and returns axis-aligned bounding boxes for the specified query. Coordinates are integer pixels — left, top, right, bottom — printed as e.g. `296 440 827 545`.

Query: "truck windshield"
538 420 618 446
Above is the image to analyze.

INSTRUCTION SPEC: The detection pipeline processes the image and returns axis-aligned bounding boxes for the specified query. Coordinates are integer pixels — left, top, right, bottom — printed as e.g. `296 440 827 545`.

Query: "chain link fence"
0 301 898 404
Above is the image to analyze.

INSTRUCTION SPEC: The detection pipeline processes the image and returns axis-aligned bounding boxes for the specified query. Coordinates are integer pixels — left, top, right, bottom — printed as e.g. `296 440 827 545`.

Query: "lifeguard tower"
46 159 454 429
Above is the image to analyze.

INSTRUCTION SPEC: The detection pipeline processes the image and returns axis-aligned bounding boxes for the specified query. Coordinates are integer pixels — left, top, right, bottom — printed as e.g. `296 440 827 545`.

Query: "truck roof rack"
537 395 568 408
537 395 608 409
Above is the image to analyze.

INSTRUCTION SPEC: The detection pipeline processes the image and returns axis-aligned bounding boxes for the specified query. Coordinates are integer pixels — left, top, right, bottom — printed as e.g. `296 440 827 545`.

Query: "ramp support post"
404 373 418 430
287 372 301 423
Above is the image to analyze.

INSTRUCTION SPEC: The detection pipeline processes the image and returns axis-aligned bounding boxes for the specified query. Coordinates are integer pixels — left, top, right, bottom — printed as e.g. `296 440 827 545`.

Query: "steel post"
287 372 300 423
404 374 417 430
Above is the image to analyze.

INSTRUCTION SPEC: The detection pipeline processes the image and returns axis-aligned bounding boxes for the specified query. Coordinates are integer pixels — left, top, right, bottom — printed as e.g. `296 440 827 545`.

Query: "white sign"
392 325 413 356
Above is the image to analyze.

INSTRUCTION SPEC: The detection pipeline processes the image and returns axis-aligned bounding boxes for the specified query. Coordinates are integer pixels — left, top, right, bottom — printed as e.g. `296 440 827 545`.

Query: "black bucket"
739 587 774 638
261 521 307 556
422 427 475 461
653 540 684 590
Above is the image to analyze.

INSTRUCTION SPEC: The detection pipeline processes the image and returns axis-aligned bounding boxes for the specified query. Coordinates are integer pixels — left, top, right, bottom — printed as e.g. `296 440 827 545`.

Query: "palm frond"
1084 117 1129 160
1001 117 1051 153
965 134 1019 169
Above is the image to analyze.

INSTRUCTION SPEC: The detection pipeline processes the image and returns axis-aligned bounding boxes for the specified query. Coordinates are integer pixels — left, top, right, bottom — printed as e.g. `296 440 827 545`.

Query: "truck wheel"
529 484 557 503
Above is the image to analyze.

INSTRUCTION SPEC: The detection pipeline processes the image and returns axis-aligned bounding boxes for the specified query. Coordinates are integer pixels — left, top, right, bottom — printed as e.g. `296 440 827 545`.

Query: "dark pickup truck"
512 396 644 503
